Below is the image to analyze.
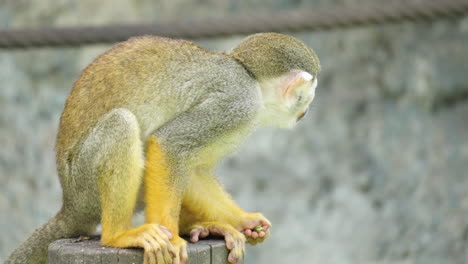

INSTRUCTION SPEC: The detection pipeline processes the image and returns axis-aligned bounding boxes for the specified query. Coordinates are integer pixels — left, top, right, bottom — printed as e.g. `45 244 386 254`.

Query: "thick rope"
1 0 467 49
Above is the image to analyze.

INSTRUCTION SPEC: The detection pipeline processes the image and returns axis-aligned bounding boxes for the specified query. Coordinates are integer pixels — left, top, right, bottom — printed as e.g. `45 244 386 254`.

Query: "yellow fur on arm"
144 136 181 234
181 171 247 230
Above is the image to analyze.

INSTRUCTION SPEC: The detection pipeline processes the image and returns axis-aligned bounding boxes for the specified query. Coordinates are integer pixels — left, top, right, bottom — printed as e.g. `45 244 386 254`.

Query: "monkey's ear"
282 71 313 99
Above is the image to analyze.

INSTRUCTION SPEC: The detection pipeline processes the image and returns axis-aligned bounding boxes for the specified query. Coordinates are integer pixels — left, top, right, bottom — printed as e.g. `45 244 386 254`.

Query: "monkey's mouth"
296 109 308 121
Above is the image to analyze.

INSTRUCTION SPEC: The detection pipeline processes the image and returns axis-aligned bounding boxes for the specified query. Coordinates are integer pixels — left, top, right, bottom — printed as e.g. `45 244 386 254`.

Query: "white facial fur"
258 70 317 129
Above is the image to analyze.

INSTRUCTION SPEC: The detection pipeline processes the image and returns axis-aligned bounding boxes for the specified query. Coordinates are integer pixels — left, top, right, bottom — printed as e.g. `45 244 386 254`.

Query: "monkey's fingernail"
160 225 172 234
226 241 234 249
228 254 238 264
160 227 173 238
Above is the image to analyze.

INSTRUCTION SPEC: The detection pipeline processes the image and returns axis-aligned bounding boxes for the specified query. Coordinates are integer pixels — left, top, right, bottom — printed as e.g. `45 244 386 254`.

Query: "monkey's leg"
144 136 188 264
87 109 175 264
180 170 271 247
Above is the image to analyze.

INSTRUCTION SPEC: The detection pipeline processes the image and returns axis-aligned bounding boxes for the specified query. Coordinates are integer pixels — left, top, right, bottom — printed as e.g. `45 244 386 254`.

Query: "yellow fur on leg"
144 136 188 263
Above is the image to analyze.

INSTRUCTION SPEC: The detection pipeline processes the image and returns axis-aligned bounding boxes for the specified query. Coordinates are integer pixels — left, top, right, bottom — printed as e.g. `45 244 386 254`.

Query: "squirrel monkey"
6 32 320 264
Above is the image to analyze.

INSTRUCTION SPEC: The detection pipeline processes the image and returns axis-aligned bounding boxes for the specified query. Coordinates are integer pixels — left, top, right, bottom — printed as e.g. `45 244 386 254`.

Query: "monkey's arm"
145 82 258 263
143 136 189 263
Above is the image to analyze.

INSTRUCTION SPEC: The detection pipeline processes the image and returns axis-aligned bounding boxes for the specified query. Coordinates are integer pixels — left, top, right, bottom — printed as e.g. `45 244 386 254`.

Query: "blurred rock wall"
1 0 467 263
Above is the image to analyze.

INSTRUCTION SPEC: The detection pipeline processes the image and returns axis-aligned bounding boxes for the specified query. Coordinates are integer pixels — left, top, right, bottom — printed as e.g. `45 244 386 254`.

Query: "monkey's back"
56 36 254 166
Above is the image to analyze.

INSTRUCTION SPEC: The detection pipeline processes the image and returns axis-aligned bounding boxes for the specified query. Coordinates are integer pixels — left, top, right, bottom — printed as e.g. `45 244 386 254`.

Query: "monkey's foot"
188 222 245 264
170 236 188 264
238 213 271 245
101 223 176 264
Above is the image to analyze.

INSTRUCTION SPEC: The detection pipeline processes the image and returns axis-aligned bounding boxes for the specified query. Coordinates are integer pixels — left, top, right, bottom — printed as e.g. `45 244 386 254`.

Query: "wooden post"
48 237 240 264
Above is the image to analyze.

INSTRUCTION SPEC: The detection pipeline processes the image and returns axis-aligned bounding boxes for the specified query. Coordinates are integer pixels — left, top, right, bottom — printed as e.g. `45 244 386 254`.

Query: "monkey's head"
229 33 321 129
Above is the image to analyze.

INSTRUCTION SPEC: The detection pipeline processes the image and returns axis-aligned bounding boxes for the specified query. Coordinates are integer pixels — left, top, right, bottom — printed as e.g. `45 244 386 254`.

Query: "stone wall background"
1 0 468 263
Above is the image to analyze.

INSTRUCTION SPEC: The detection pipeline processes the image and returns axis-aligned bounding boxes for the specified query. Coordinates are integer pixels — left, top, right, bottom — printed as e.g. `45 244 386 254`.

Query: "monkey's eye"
297 95 303 102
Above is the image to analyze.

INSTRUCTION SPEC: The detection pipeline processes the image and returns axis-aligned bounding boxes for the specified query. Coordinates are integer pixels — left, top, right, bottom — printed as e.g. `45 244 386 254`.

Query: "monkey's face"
258 70 317 129
288 72 317 123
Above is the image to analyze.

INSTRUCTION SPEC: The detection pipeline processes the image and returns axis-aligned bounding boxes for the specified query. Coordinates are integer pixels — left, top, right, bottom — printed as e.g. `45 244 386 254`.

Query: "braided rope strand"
1 0 467 49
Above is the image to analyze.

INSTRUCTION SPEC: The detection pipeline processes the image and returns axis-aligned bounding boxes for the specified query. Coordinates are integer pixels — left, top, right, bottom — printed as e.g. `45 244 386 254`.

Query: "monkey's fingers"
171 237 188 264
244 228 270 245
153 234 174 263
144 232 173 264
243 229 262 237
179 243 188 264
147 225 176 257
159 225 173 239
239 213 272 232
142 239 157 264
156 249 165 264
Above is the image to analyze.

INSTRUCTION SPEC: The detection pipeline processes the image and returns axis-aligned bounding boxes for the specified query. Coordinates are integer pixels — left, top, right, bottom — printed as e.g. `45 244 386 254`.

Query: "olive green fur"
229 33 321 80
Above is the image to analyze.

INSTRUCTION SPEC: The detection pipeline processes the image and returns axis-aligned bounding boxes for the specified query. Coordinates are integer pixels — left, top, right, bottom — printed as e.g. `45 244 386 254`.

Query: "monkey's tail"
4 208 79 264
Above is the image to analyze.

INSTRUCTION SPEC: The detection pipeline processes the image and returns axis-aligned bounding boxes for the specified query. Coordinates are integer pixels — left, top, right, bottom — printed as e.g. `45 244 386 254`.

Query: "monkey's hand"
169 236 188 264
236 213 271 245
187 222 245 264
101 223 177 264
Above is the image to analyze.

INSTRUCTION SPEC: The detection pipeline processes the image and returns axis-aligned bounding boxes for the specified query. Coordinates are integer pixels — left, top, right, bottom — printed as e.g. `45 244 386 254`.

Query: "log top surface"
48 236 236 264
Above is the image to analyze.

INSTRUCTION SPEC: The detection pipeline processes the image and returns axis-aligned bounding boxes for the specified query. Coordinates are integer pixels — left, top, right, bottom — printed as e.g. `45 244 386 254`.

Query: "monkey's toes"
189 226 210 243
187 223 245 263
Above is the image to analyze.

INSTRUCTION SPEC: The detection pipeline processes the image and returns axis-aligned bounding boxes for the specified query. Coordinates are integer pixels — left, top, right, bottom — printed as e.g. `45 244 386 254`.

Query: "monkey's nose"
297 109 308 121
